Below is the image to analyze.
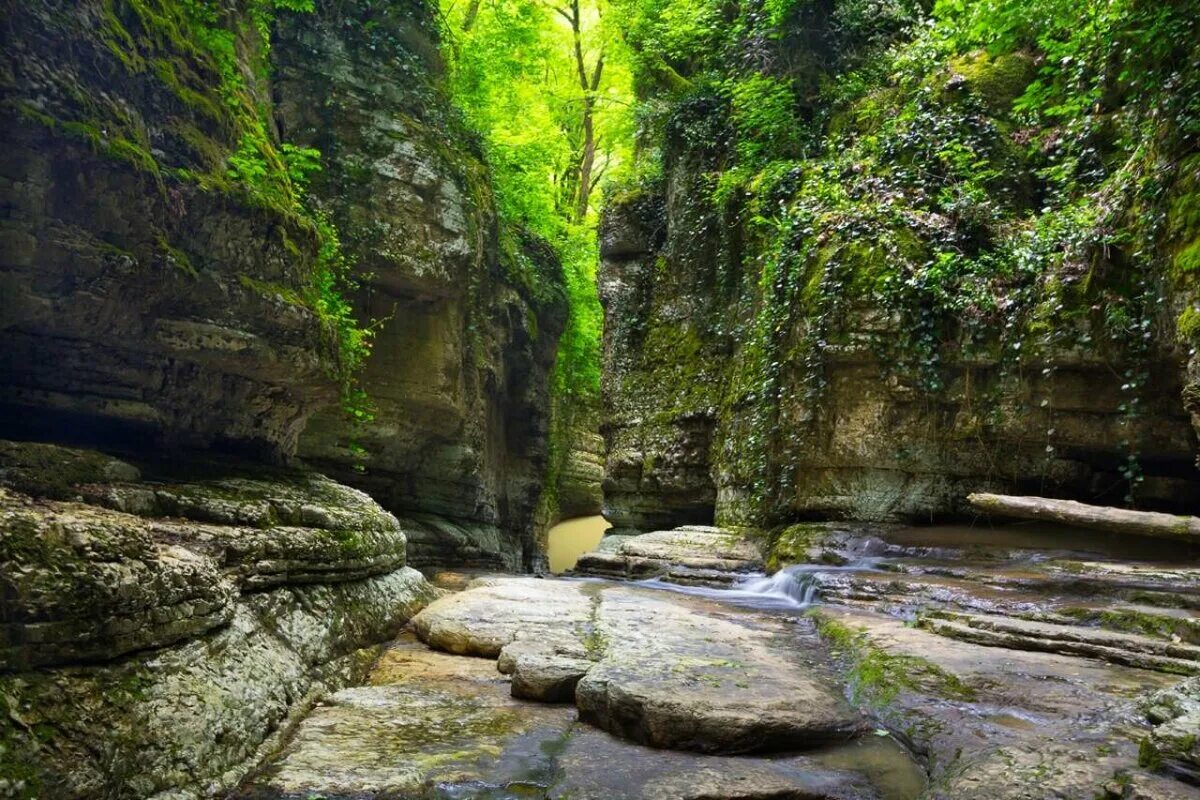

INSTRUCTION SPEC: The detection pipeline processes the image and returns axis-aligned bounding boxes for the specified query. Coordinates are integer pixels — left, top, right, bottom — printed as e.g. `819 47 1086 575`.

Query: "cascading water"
739 566 822 606
632 560 879 611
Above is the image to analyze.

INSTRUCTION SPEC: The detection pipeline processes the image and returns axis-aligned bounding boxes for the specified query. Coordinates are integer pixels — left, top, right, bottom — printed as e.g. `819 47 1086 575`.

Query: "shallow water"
547 515 611 573
808 734 927 800
633 561 881 611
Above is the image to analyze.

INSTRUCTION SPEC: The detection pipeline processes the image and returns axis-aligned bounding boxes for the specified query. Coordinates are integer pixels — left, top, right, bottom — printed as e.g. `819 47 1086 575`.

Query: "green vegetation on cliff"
437 0 635 402
16 0 371 398
436 0 637 519
606 0 1200 521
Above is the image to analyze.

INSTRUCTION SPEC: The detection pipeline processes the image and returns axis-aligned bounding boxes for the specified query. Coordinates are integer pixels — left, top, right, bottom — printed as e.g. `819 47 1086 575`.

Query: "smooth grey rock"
413 577 864 753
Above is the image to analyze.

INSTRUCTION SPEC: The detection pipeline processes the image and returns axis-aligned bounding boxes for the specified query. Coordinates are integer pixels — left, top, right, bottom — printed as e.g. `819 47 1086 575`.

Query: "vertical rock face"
601 177 1200 530
0 1 567 794
600 25 1200 530
273 2 567 570
599 183 726 532
0 1 341 460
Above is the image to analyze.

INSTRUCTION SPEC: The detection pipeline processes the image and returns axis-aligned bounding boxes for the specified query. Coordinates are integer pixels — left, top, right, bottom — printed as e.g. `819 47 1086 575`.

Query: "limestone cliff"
0 440 440 798
0 0 345 460
272 3 568 571
600 3 1200 531
0 0 569 795
0 0 568 569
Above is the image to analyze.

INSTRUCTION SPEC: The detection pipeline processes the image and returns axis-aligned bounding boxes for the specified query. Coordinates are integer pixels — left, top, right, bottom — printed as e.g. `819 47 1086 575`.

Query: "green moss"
946 50 1036 113
813 614 976 708
764 523 827 572
0 440 139 500
1180 306 1200 342
238 274 307 307
1138 736 1163 769
1060 607 1200 644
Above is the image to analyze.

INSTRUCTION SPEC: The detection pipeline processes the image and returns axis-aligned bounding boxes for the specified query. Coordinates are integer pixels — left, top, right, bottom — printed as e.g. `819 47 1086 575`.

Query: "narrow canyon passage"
2 0 1199 797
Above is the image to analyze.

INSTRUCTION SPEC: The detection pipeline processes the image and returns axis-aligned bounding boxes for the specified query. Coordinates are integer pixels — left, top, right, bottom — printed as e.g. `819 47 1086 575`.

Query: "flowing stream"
633 560 881 611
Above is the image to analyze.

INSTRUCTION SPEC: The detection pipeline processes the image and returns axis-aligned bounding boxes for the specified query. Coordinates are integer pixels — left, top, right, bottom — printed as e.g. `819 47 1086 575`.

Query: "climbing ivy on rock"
608 0 1200 519
20 0 372 405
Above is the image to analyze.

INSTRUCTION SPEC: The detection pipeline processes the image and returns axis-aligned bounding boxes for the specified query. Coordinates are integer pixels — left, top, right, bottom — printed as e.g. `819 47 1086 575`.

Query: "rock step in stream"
565 520 1200 798
236 576 926 799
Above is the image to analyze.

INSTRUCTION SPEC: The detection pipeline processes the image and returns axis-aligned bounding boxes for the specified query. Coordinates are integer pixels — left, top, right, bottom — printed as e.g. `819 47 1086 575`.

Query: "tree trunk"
967 493 1200 540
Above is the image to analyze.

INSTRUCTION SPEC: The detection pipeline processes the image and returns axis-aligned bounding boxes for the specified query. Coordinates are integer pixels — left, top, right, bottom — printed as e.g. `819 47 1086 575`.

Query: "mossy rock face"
0 572 436 800
272 3 568 571
0 439 439 797
0 486 236 670
945 50 1037 114
0 440 140 499
0 1 343 459
1140 677 1200 772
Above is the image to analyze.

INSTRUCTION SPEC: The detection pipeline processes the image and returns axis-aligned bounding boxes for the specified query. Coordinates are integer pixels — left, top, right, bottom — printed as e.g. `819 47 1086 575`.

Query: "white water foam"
633 561 878 611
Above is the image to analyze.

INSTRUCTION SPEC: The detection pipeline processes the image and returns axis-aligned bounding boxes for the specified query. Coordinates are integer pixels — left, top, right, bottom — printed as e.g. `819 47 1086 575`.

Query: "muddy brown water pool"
546 515 611 573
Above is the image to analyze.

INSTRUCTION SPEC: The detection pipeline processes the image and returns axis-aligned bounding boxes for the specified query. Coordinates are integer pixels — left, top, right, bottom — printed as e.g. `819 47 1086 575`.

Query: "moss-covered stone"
945 50 1037 113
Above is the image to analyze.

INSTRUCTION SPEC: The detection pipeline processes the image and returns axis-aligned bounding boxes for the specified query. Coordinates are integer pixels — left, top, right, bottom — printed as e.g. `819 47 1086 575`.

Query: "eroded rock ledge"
0 440 439 799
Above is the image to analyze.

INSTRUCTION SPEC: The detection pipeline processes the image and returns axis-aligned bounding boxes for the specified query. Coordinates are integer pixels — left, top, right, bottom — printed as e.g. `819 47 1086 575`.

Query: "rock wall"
0 441 439 798
0 1 570 794
0 0 568 570
601 179 1200 531
0 0 342 460
272 2 567 571
600 12 1200 531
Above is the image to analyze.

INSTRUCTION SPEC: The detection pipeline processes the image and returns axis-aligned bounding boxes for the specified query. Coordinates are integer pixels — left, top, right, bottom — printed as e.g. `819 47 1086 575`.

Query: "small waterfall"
738 566 822 607
632 561 879 611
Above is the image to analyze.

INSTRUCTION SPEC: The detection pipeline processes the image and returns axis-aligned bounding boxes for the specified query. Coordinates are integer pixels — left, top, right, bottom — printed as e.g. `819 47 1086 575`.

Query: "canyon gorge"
1 0 1198 798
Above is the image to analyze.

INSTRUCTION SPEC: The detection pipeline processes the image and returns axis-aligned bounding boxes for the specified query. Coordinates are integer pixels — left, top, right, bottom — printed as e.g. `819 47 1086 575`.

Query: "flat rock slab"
238 638 573 797
574 525 763 580
411 576 595 657
810 606 1186 799
238 635 922 800
411 577 864 753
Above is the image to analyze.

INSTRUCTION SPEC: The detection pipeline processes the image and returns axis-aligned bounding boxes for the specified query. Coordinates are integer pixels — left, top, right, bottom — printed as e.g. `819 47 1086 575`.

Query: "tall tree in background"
438 0 634 399
553 0 606 221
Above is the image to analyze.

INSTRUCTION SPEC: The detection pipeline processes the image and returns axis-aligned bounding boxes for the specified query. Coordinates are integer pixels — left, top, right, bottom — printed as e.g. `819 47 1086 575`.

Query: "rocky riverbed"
229 519 1200 799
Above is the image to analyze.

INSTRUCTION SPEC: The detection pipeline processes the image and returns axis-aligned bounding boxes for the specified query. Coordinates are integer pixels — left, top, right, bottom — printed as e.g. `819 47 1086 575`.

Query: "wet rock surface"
581 520 1200 798
238 634 921 800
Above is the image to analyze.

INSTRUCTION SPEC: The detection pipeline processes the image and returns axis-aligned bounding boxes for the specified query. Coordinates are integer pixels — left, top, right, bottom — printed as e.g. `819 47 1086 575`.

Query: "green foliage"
90 0 372 400
438 0 640 518
438 0 634 406
610 0 1199 519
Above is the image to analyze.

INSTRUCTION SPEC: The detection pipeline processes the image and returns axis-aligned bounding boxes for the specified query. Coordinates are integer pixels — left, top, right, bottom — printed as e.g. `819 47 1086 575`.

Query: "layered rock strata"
0 1 344 460
0 441 438 798
272 3 568 571
600 181 1200 528
578 519 1200 797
